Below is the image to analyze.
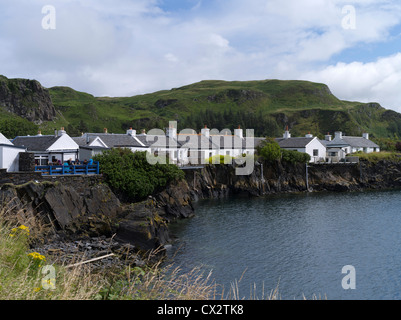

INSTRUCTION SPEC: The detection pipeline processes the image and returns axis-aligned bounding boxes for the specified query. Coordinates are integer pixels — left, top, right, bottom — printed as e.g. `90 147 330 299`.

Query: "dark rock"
115 199 170 252
0 76 57 124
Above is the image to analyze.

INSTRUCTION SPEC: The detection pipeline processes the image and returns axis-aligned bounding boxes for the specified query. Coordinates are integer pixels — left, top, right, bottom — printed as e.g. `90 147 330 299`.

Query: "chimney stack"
58 127 66 136
166 121 177 140
37 130 42 136
103 128 108 134
127 127 136 136
234 125 243 139
283 126 291 139
201 125 210 138
362 133 369 140
335 131 343 139
325 133 332 141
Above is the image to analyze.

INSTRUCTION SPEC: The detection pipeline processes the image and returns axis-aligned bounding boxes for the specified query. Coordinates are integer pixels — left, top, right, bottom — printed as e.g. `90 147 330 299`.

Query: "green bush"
258 139 282 162
281 149 311 164
94 148 185 201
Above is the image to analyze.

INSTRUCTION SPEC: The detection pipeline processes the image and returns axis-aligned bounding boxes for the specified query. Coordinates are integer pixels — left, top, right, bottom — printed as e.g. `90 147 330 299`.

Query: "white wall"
0 146 24 172
0 133 13 145
351 147 378 154
89 137 108 148
305 138 327 163
48 134 79 151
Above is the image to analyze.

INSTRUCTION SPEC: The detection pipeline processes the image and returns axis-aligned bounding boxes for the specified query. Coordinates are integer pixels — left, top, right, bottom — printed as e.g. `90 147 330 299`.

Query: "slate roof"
76 133 146 149
12 135 62 152
275 137 314 148
137 135 182 148
341 136 379 148
176 134 218 149
326 136 379 148
76 132 264 151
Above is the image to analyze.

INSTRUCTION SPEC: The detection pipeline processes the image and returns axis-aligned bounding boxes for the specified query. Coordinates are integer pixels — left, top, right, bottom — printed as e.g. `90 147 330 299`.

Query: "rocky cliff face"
183 160 401 199
0 76 57 123
2 160 401 264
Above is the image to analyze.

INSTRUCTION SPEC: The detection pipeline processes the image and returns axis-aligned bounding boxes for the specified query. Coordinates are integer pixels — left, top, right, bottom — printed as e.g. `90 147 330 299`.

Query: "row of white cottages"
276 128 380 163
0 125 380 172
0 125 263 172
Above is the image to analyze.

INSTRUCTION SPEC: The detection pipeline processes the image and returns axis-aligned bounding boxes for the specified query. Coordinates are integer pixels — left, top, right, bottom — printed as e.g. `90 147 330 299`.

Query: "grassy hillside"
0 75 398 140
44 79 400 140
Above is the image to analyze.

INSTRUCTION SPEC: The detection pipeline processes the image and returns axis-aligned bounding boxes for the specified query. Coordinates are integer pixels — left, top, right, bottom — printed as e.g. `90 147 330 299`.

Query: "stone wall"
0 169 104 193
19 152 35 172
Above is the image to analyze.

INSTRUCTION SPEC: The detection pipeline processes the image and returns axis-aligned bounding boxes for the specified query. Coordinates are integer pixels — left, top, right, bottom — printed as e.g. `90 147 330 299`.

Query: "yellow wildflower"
9 225 30 237
27 252 47 268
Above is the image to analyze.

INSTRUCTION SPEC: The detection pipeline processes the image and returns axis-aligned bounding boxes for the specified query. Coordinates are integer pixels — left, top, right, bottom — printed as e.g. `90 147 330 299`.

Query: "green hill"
2 75 401 142
46 79 401 140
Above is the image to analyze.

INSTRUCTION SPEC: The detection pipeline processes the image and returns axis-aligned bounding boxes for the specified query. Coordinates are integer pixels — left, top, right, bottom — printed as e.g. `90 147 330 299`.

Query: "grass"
0 198 289 300
0 196 327 300
352 151 401 163
43 79 399 139
1 74 399 139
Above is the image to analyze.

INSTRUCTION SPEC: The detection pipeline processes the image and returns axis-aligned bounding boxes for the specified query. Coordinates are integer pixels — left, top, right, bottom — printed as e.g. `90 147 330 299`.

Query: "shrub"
282 149 311 164
94 148 185 201
351 151 401 163
258 139 282 162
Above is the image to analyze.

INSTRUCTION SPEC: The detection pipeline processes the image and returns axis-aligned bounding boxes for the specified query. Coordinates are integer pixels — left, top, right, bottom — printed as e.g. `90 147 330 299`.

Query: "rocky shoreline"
2 159 401 270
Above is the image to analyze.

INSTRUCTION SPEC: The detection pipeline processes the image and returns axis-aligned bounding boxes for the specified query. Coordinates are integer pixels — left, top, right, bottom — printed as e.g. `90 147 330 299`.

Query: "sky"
1 0 401 111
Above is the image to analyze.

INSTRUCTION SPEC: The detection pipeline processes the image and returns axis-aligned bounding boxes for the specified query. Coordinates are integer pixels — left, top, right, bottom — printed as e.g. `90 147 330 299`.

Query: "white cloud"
302 53 401 111
1 0 401 113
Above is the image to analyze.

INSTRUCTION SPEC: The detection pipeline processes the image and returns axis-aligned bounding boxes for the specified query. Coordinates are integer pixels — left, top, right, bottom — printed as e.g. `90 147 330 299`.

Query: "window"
35 156 49 166
313 149 319 157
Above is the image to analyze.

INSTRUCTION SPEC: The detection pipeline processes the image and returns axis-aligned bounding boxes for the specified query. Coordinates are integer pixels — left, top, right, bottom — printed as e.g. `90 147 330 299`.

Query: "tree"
0 118 38 139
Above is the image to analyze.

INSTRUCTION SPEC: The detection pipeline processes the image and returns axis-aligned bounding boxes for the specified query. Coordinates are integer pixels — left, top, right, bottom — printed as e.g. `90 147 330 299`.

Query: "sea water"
168 190 401 300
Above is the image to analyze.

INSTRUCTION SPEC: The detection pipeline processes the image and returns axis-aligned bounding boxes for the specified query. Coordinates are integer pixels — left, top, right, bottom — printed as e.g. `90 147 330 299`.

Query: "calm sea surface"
167 190 401 300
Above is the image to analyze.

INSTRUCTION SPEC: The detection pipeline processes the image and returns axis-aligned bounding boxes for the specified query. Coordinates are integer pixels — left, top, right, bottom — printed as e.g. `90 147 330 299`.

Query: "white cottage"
73 127 150 161
275 128 326 163
324 131 380 155
0 132 26 172
12 128 79 165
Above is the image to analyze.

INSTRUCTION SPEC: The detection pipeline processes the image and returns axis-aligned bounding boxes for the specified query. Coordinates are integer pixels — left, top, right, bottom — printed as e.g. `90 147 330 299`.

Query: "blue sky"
1 0 401 111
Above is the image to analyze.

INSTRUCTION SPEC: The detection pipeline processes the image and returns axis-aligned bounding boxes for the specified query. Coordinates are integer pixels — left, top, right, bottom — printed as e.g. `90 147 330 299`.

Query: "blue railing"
34 161 100 176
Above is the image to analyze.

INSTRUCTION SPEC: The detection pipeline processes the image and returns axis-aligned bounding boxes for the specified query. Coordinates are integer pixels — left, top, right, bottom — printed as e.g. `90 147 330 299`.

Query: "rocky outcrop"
182 160 401 200
0 181 121 239
0 178 181 256
0 75 57 123
2 159 401 266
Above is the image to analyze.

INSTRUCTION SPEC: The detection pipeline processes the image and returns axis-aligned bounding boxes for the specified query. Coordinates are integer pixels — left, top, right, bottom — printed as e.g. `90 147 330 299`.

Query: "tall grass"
0 199 289 300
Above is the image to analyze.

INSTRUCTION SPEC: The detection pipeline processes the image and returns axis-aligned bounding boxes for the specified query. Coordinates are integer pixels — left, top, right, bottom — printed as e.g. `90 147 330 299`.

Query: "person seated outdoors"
63 161 70 172
83 159 88 165
88 158 93 165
